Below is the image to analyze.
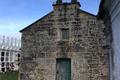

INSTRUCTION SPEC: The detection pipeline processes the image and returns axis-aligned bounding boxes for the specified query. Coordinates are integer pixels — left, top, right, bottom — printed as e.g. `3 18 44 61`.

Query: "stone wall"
20 2 109 80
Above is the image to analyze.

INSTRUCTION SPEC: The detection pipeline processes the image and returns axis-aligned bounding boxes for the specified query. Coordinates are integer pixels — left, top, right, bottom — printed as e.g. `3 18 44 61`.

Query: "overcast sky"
0 0 101 38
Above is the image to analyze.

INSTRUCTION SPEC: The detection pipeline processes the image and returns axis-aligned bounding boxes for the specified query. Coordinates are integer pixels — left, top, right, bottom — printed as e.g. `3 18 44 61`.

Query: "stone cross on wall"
56 0 62 4
56 0 78 4
71 0 77 3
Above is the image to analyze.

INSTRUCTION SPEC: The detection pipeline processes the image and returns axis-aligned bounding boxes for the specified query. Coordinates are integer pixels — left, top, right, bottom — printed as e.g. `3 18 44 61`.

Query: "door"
56 58 71 80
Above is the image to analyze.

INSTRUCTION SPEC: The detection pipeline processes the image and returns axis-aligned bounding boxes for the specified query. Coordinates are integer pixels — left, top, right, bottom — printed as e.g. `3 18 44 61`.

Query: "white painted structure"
110 1 120 80
0 35 21 72
99 0 120 80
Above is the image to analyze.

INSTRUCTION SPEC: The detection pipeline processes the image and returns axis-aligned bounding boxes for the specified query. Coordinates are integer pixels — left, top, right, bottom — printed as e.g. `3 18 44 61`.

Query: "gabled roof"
79 9 97 17
20 9 96 33
20 11 53 32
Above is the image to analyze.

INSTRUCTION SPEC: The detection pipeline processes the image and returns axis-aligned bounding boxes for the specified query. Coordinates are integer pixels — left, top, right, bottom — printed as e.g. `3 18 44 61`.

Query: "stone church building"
20 0 109 80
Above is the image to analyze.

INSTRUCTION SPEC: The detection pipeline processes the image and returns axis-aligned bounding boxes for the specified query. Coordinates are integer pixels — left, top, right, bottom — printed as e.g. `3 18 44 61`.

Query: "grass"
0 71 18 80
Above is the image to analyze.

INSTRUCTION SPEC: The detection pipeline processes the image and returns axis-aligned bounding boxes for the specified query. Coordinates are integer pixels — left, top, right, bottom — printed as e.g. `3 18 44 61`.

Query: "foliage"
0 71 18 80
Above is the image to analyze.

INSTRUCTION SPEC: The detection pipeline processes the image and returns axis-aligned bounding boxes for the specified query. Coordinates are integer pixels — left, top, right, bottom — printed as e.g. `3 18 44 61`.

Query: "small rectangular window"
6 57 9 62
6 52 9 56
10 57 13 61
1 62 5 67
18 54 20 57
1 57 4 62
1 68 5 72
10 52 13 57
1 52 5 56
61 28 69 40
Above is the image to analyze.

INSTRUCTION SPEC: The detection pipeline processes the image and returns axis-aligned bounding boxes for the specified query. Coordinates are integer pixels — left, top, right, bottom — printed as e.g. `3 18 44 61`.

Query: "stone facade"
20 1 109 80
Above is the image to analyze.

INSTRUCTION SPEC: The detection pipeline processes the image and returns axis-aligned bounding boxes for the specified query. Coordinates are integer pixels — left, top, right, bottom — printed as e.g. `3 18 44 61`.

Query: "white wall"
110 1 120 80
112 13 120 80
103 0 120 80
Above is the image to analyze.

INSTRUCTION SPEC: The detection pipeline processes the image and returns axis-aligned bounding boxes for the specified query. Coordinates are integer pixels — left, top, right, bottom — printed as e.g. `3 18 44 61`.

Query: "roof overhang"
98 0 106 19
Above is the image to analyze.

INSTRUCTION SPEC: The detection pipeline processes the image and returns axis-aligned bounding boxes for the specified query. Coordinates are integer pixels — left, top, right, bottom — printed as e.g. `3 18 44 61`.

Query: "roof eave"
98 0 106 19
20 11 53 33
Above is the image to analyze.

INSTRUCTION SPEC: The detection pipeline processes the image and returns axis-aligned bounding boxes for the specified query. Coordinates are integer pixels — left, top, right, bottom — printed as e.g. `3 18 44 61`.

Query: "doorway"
56 58 71 80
